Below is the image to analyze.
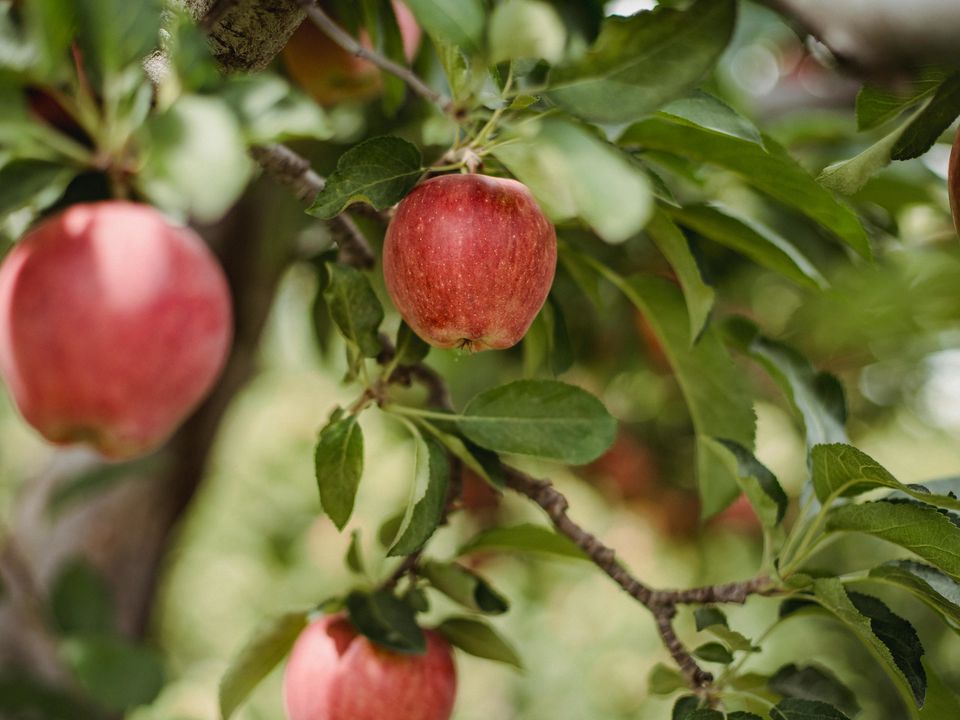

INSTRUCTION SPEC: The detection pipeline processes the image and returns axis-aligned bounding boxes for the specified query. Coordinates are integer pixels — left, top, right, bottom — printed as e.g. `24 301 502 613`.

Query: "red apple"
383 174 557 351
283 614 457 720
0 201 232 459
283 0 421 106
949 128 959 236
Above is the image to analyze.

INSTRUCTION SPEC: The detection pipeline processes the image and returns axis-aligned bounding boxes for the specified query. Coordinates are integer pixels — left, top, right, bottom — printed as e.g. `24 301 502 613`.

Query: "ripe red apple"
949 128 959 236
383 174 557 351
0 201 232 459
283 614 457 720
283 0 421 106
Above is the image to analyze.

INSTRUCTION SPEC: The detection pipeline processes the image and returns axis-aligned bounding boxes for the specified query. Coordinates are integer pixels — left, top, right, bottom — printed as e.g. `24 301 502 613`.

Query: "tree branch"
294 0 454 114
248 143 375 269
754 0 960 77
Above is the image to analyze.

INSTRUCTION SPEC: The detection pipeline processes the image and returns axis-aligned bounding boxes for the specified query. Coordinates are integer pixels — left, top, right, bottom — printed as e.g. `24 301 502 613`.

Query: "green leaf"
727 714 763 720
666 204 827 290
620 118 871 258
50 560 114 636
686 710 724 719
660 91 762 145
345 529 365 574
73 0 160 85
607 272 755 515
388 432 450 557
489 0 565 64
920 660 960 719
222 74 333 143
546 0 736 124
700 624 757 654
219 612 308 720
823 73 960 194
713 439 787 527
420 561 509 614
307 136 422 219
435 616 522 669
138 94 253 224
818 124 905 195
891 73 960 161
826 500 960 580
0 673 100 720
692 642 733 664
323 263 385 358
857 69 950 130
648 663 687 695
813 578 925 708
770 699 851 720
867 560 960 629
672 695 702 719
457 523 586 559
769 664 860 717
694 607 728 631
61 635 164 712
315 415 364 530
416 421 503 488
403 0 484 51
394 321 430 366
646 210 714 340
810 444 960 511
725 319 847 450
848 592 926 707
492 117 652 244
0 159 75 220
345 590 425 654
457 379 617 465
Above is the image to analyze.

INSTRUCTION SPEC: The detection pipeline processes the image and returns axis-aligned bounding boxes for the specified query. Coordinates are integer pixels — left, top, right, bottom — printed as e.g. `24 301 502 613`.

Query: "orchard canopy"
1 1 960 720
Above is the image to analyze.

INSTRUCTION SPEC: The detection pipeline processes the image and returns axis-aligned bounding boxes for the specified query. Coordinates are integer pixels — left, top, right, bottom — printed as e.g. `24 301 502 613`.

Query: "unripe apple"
282 1 421 106
283 614 457 720
949 128 960 236
0 201 232 459
383 174 557 351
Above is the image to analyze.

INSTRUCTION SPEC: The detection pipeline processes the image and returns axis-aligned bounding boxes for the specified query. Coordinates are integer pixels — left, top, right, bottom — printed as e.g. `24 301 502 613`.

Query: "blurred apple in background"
0 201 232 459
282 0 421 106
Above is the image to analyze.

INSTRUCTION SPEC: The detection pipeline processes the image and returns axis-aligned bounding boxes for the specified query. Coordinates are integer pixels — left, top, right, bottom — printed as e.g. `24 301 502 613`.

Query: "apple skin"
282 0 421 106
0 201 232 460
950 128 960 236
383 174 557 351
283 614 457 720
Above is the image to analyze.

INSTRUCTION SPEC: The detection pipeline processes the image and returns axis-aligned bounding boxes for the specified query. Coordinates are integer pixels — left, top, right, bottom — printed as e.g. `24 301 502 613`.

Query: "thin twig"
294 0 454 114
249 143 324 201
655 608 714 689
249 143 375 268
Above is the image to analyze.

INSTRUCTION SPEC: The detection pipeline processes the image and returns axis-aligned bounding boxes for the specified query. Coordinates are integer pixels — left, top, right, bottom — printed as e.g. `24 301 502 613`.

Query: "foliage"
1 0 959 719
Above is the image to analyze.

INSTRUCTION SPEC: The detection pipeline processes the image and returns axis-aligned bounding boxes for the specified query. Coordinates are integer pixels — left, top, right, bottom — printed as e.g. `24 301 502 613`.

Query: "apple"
584 430 659 501
283 614 457 720
460 466 501 513
383 174 557 351
0 201 232 460
282 0 422 106
710 493 762 535
950 128 959 236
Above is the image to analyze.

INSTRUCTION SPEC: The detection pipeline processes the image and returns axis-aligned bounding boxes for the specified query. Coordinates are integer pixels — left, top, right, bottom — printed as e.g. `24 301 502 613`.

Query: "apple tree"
1 1 960 719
